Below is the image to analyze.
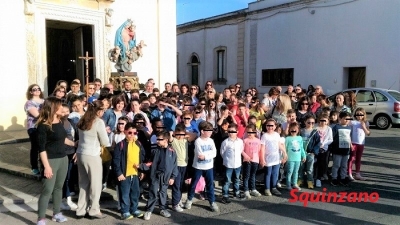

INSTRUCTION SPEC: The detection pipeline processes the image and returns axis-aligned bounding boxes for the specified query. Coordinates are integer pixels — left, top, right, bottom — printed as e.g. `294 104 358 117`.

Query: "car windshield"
387 90 400 101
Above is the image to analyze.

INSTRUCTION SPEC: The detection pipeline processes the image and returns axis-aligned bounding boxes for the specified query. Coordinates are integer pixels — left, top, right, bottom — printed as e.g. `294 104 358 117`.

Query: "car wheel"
374 114 391 130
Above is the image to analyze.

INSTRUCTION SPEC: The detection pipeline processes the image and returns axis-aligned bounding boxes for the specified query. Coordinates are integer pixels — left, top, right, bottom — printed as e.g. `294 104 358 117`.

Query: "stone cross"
79 51 95 100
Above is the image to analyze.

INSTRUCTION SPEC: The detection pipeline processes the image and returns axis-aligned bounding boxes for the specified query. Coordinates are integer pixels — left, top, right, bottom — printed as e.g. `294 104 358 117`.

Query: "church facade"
0 0 176 130
177 0 400 94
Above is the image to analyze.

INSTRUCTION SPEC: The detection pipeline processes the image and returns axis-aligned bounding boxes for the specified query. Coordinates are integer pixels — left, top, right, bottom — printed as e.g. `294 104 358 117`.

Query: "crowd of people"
24 79 370 224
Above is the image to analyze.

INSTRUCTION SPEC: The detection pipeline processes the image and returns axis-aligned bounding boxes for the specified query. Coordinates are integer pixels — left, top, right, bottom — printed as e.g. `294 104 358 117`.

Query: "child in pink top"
242 124 262 199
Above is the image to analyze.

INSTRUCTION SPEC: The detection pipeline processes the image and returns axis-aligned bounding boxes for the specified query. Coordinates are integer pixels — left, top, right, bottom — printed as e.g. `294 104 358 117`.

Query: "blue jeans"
187 168 215 204
118 175 140 215
222 166 241 197
299 154 315 181
286 161 300 187
62 153 75 198
264 164 280 190
242 162 259 192
172 166 186 206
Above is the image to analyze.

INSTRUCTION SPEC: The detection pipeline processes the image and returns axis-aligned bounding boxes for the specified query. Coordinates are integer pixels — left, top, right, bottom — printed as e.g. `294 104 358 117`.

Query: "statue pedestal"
109 72 140 91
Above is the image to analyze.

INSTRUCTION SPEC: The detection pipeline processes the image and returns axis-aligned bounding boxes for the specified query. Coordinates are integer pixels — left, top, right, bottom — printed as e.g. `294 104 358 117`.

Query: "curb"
0 138 30 146
0 166 41 181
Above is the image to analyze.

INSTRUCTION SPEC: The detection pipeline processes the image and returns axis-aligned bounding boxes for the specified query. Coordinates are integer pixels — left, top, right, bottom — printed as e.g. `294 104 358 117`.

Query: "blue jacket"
150 108 176 132
149 145 178 184
102 108 126 130
113 139 148 177
300 128 321 155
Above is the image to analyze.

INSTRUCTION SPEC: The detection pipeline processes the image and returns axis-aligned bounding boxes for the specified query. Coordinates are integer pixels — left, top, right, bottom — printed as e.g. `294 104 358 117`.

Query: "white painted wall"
253 0 400 95
177 24 239 90
0 1 29 131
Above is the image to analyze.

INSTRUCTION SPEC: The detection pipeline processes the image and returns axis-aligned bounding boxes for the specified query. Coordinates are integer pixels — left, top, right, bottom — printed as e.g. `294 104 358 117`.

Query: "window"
261 68 293 86
217 50 225 81
374 91 388 102
213 46 227 83
356 90 374 102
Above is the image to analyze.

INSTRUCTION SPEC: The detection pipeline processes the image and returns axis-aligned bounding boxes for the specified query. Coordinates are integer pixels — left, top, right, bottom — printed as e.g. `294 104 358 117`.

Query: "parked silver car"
328 88 400 129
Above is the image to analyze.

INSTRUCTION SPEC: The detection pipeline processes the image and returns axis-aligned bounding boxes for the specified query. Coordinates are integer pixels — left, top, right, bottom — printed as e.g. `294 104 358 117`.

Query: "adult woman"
180 84 190 97
344 91 357 112
331 93 351 113
244 92 253 108
268 94 292 125
306 85 315 96
24 84 45 175
36 97 76 225
205 98 218 128
76 100 110 219
102 95 126 134
205 88 216 100
204 81 214 93
190 85 199 105
235 83 243 98
315 94 331 118
296 97 313 128
51 86 67 101
215 92 225 111
222 88 232 104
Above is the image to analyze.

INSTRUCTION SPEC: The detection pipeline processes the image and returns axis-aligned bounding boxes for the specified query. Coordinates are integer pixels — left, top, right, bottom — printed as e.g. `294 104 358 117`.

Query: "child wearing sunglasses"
298 114 321 189
113 122 147 220
285 122 306 191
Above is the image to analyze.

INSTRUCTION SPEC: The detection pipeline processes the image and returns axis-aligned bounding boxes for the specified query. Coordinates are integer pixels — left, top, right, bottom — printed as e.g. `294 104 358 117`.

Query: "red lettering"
347 192 357 202
288 189 299 202
327 192 338 202
357 192 369 202
369 192 379 203
310 192 321 202
321 188 327 202
299 192 310 207
337 192 347 203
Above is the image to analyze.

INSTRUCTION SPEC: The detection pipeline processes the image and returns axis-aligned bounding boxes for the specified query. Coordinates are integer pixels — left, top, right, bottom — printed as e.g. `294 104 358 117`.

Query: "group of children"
109 105 370 221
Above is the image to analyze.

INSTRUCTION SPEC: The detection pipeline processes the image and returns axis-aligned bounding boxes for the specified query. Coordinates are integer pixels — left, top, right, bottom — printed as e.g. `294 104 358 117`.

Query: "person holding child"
113 122 147 220
144 131 178 221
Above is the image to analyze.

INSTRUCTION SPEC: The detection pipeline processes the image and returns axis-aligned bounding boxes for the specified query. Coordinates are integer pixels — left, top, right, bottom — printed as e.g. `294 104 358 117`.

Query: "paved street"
0 127 399 224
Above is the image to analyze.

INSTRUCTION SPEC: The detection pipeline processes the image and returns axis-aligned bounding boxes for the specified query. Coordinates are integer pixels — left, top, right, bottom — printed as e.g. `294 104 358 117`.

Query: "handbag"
100 146 112 163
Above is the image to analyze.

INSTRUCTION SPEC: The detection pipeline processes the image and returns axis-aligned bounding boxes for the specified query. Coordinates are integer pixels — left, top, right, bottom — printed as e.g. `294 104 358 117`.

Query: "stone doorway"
46 20 94 92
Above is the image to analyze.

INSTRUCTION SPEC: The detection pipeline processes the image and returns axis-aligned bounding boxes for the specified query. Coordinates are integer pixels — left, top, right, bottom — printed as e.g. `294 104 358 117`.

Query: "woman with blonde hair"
24 84 45 175
36 97 76 225
268 94 292 124
76 100 110 219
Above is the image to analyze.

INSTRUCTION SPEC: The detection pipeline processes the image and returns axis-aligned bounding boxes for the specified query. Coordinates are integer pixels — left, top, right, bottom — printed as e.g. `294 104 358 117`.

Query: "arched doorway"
190 55 199 85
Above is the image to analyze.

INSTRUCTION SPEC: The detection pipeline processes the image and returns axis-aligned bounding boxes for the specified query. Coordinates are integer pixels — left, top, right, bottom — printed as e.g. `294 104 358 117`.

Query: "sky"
177 0 255 25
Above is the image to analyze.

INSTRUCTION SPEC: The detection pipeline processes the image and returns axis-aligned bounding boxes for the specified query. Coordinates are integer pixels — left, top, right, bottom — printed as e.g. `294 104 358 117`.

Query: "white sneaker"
184 200 192 209
210 202 219 212
60 200 71 210
172 204 184 212
144 211 151 221
276 182 282 188
315 179 322 188
244 191 251 199
348 174 355 181
250 190 261 197
67 197 78 211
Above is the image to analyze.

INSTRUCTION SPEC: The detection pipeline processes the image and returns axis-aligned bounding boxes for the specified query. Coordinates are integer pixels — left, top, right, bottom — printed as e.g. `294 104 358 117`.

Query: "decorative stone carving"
110 72 140 91
24 0 34 15
105 8 113 27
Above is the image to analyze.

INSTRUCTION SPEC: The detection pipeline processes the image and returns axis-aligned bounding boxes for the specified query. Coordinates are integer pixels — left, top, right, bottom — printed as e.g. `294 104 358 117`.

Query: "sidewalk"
0 130 29 145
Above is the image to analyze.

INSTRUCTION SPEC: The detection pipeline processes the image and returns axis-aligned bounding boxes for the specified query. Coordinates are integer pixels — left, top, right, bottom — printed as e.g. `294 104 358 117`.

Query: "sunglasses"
127 131 138 135
295 89 301 91
206 84 212 86
117 123 126 126
207 91 213 94
88 87 95 90
251 101 256 104
301 103 309 105
191 88 197 90
135 121 144 124
31 88 41 92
